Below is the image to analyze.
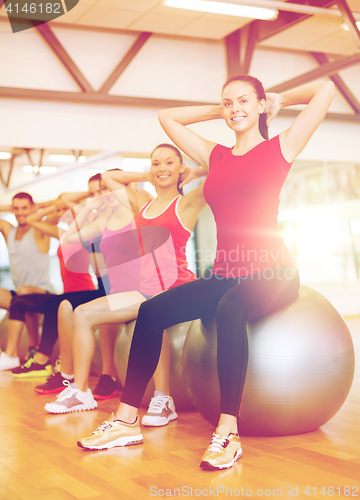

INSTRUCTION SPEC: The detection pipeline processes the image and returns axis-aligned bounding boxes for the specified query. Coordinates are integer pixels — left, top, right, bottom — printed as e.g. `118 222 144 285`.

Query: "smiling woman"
44 144 207 433
97 74 336 471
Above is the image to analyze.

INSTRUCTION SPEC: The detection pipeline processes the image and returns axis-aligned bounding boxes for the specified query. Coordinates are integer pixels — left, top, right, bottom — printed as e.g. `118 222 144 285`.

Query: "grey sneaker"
141 391 178 427
44 381 97 414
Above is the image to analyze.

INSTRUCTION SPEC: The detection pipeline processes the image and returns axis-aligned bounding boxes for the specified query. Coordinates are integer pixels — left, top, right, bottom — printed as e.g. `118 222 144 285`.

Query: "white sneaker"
44 381 98 414
141 391 178 427
0 351 20 371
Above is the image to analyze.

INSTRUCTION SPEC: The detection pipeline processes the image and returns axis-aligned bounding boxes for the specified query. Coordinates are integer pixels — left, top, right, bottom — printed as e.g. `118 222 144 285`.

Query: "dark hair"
12 192 34 205
88 173 102 183
222 74 268 140
151 143 184 195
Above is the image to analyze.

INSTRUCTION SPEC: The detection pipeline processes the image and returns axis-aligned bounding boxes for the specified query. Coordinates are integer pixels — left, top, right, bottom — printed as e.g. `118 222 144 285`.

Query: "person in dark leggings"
77 75 335 470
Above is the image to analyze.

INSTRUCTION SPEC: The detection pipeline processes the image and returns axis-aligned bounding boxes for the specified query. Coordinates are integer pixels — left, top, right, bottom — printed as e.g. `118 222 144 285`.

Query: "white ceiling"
1 0 360 52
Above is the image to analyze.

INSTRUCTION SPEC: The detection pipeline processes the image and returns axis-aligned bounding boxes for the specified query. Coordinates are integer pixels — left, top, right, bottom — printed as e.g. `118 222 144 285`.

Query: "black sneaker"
34 372 74 394
93 375 119 400
12 357 52 378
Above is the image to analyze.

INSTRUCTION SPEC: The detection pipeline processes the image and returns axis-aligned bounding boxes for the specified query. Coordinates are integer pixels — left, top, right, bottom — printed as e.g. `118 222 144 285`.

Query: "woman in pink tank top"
45 144 207 420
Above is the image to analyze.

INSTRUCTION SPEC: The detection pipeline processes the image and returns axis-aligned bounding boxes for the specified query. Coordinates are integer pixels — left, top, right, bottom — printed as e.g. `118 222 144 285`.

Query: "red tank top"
57 234 95 293
135 196 196 297
203 135 294 278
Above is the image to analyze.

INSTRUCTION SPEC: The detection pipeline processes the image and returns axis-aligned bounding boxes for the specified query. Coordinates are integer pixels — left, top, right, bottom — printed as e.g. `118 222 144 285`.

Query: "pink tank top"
99 222 141 294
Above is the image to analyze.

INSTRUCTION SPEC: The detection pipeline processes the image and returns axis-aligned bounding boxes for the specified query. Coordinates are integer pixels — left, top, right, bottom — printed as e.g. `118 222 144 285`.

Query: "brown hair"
12 192 34 205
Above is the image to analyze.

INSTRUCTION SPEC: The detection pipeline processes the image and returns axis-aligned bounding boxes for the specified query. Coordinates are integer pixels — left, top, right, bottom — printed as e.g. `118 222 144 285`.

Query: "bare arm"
158 105 221 169
26 205 61 239
0 204 12 212
60 191 91 210
266 81 335 163
101 170 152 213
0 218 13 242
179 164 208 189
62 200 104 244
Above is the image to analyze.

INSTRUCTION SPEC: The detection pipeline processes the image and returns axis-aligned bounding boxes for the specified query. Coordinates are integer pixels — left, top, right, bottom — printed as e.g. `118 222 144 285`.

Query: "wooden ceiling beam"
34 23 94 93
225 30 241 76
257 0 337 42
99 32 152 94
311 52 360 114
243 22 259 74
225 22 259 77
266 52 360 92
0 86 359 123
336 0 360 48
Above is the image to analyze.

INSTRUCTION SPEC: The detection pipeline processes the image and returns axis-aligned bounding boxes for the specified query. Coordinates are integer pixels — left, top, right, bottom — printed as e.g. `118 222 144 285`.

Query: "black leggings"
122 267 300 417
9 280 107 356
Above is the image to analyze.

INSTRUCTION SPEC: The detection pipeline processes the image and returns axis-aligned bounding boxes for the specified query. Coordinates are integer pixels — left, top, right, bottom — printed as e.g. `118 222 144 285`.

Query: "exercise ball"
182 285 355 436
115 320 194 410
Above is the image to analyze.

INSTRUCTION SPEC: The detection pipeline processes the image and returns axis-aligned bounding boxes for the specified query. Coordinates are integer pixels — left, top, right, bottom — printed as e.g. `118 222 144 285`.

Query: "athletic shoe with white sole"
77 413 143 450
35 372 74 394
93 374 119 400
141 390 178 427
44 381 97 414
0 351 20 371
12 357 52 378
200 424 242 470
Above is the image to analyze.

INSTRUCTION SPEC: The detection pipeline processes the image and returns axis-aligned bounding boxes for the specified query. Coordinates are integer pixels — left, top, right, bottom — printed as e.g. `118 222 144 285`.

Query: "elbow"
323 80 336 98
158 109 165 124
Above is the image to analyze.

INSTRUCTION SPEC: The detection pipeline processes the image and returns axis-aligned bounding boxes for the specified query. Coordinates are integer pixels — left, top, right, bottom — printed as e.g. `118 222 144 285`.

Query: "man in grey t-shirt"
0 192 54 371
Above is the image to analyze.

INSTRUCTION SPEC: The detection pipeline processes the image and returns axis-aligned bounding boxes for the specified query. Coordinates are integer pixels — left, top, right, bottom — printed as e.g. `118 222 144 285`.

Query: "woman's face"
222 81 265 134
150 147 184 190
99 181 118 207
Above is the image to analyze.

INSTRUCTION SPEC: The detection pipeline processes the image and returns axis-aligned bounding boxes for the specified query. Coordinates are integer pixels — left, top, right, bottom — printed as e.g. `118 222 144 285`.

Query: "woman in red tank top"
45 144 207 421
76 76 335 467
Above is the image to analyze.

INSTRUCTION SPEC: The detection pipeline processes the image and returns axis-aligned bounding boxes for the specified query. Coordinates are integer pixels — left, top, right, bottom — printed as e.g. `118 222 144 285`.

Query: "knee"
216 293 248 331
58 299 73 316
137 298 162 325
16 286 33 295
9 299 26 321
72 303 92 327
216 294 240 319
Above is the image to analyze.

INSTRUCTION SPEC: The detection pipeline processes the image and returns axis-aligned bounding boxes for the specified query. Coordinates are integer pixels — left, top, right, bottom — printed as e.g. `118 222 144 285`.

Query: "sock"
154 390 169 398
34 356 48 365
61 372 74 380
114 417 137 425
4 353 18 360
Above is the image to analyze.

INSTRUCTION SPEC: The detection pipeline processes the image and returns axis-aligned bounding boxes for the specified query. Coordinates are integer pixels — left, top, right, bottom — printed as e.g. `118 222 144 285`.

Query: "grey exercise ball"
115 320 194 410
182 286 355 436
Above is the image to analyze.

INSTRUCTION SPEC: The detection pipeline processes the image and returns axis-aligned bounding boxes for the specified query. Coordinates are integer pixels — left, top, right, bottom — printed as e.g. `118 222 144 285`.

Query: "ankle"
5 350 18 359
34 352 49 364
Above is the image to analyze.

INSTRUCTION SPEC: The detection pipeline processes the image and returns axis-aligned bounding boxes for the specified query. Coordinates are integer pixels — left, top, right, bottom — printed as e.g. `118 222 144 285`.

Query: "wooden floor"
1 319 360 500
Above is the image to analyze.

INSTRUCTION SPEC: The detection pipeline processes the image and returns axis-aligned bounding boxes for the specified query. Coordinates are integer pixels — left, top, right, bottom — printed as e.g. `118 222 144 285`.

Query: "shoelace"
55 380 74 400
92 421 113 435
207 433 229 453
148 395 169 412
